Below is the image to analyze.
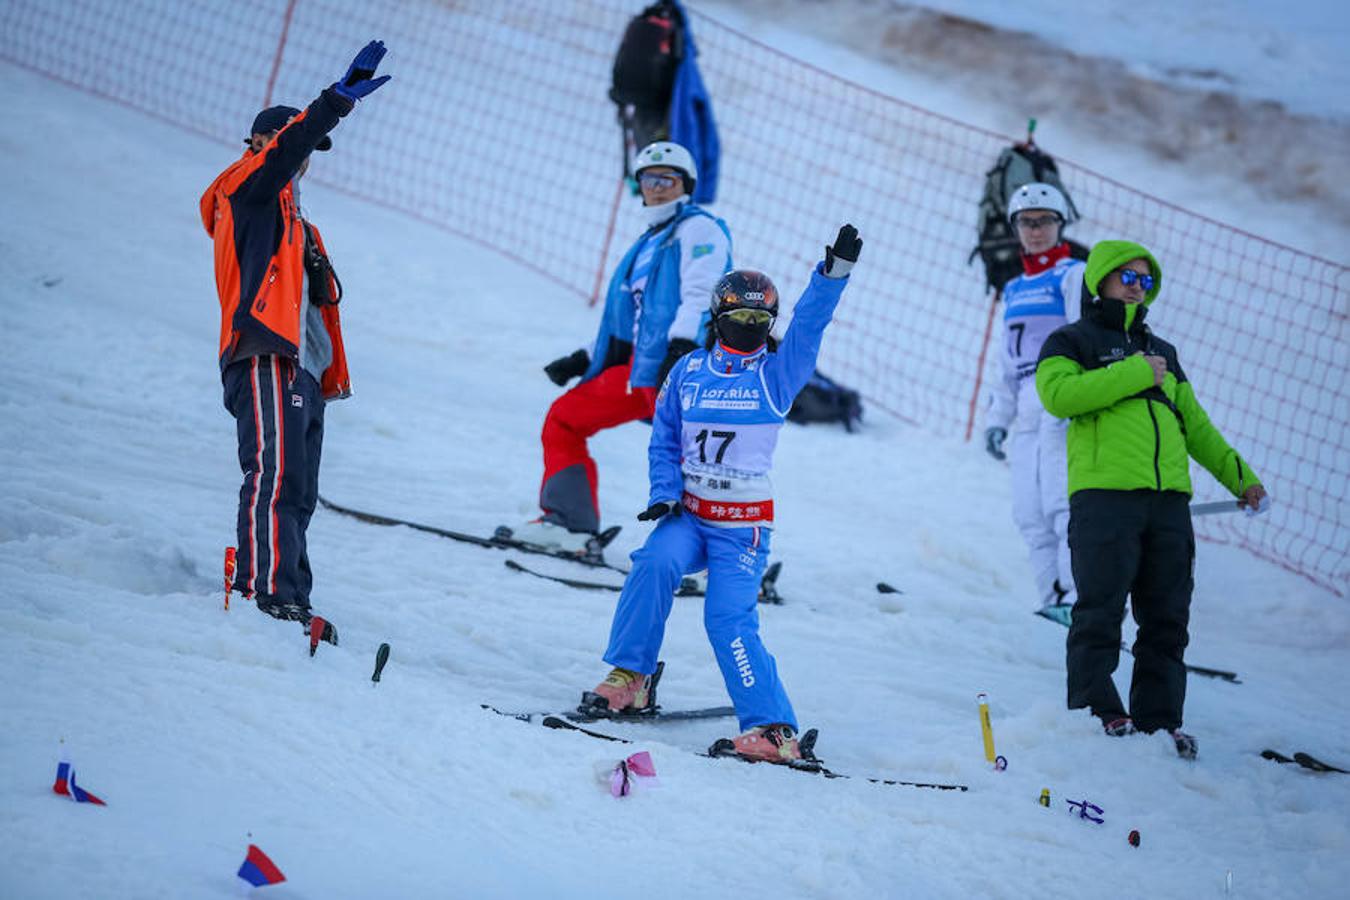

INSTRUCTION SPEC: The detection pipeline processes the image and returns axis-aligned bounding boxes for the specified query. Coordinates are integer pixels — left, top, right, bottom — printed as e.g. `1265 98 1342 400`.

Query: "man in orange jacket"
201 41 391 644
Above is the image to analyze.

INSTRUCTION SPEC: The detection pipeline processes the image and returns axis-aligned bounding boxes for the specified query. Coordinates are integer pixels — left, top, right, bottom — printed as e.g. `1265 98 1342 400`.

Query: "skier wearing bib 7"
580 225 863 763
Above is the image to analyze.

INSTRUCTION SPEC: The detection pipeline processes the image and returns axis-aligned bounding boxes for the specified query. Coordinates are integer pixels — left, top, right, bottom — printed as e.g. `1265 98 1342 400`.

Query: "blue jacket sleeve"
647 362 687 505
764 264 847 411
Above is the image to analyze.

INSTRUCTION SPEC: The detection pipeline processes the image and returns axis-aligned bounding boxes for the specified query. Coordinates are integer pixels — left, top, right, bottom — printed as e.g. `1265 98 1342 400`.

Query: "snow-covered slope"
1 18 1347 900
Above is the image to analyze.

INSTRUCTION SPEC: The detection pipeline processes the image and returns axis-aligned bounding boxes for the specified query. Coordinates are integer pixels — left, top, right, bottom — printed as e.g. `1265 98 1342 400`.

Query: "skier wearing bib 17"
580 224 863 763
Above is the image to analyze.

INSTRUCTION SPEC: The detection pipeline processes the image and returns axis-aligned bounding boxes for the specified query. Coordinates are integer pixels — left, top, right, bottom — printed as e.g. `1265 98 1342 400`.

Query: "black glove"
656 337 698 387
333 41 392 102
637 501 681 522
824 224 863 278
544 349 589 386
984 427 1008 461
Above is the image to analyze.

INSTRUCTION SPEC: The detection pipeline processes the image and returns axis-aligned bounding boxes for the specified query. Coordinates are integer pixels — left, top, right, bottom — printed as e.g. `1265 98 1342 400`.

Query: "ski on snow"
503 558 786 605
485 661 736 724
512 713 968 791
317 494 625 571
1033 606 1241 683
1261 749 1347 774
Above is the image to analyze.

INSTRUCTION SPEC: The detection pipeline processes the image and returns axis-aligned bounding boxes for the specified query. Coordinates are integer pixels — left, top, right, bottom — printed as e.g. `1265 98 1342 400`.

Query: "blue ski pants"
602 512 797 731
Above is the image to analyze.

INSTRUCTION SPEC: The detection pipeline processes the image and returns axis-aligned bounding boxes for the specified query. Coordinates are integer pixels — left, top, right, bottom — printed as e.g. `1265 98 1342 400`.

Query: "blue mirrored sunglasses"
638 171 682 190
1118 269 1155 291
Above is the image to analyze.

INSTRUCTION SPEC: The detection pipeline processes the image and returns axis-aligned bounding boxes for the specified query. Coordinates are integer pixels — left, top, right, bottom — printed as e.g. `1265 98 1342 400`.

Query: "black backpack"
610 2 684 112
787 370 863 432
968 141 1081 294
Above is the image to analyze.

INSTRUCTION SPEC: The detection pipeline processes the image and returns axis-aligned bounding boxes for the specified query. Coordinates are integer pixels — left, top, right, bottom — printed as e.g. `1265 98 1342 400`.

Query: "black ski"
1033 608 1240 683
529 715 967 791
504 558 786 604
484 704 737 725
1261 749 1348 774
486 660 736 724
318 494 623 571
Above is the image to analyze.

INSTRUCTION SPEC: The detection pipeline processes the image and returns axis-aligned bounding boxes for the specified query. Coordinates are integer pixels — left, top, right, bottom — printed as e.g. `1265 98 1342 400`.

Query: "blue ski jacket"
582 203 732 389
648 263 848 527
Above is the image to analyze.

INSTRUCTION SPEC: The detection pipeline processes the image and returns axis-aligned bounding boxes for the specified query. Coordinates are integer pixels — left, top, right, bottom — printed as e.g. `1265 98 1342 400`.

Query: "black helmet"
710 270 778 352
710 270 779 318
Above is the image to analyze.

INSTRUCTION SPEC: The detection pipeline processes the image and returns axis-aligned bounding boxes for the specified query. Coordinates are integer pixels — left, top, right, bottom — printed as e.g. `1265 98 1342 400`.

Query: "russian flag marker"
237 843 286 887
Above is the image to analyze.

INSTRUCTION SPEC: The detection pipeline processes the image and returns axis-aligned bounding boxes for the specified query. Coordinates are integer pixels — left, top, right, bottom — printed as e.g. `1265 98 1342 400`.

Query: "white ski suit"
986 249 1084 606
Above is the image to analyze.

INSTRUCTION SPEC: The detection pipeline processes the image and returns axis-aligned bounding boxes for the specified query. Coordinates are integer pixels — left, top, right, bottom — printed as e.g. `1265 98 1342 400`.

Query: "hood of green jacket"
1085 239 1162 324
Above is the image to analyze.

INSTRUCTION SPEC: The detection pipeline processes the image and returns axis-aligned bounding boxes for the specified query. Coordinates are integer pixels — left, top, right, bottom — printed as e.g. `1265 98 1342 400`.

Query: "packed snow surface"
2 6 1348 898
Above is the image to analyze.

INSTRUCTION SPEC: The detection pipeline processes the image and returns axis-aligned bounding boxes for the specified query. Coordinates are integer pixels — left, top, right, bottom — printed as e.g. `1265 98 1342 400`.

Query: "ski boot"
1102 716 1137 737
1171 729 1198 760
510 518 593 555
579 665 656 717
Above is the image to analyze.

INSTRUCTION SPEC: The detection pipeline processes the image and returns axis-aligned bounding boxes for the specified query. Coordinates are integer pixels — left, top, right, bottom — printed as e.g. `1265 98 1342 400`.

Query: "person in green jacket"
1035 239 1269 759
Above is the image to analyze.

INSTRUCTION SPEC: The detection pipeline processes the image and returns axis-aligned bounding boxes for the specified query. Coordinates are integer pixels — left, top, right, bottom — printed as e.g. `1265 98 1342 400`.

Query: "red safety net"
3 0 1345 594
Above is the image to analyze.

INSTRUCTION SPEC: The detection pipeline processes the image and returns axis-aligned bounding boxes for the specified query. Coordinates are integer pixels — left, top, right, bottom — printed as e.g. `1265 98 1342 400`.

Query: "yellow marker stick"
977 692 997 763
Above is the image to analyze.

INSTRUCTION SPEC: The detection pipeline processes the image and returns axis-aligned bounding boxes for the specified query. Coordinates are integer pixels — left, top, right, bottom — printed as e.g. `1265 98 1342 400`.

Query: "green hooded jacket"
1035 240 1261 497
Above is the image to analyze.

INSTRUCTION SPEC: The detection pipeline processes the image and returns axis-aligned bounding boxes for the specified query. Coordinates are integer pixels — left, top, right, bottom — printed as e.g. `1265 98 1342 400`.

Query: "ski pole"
1190 500 1241 516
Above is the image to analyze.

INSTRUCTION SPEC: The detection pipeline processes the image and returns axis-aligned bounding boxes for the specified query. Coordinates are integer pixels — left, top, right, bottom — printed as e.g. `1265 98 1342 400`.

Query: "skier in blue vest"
519 141 732 553
580 224 864 764
983 183 1084 618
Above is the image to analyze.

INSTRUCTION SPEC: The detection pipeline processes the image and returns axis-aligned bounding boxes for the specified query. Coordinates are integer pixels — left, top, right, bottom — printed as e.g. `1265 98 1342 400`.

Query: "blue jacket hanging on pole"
668 1 720 204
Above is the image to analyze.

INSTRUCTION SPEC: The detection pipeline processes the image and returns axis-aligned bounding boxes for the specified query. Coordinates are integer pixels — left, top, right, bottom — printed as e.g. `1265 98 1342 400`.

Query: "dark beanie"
248 105 331 151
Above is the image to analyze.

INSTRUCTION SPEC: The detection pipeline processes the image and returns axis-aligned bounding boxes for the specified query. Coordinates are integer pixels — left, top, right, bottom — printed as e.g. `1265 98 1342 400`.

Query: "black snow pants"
223 355 325 610
1066 489 1195 732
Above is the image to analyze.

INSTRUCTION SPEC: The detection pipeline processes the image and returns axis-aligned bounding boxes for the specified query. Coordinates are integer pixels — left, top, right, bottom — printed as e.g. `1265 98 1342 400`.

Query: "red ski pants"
540 363 656 533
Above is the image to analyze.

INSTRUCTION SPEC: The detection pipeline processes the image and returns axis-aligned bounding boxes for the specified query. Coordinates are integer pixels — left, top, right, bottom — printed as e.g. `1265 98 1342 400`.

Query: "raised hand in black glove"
637 500 681 521
824 223 863 278
544 349 589 386
656 337 698 387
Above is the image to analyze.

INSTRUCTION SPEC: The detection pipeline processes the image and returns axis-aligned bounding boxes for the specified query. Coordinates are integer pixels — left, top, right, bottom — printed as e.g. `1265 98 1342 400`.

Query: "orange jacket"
200 89 352 400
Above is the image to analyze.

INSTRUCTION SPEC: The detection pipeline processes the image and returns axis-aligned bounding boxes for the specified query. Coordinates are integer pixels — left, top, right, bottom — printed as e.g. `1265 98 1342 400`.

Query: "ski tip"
876 581 900 594
594 525 622 548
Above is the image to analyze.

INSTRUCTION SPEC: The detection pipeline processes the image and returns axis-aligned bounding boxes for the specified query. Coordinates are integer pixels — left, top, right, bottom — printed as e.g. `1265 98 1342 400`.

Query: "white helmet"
1007 182 1069 224
635 141 697 194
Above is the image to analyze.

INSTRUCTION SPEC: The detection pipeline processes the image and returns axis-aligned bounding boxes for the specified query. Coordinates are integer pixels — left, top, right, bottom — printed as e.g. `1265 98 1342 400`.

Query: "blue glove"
334 41 391 101
984 427 1007 461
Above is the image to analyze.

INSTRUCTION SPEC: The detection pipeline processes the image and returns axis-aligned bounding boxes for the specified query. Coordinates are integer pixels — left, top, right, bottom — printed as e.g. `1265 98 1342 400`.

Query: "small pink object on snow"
609 751 658 797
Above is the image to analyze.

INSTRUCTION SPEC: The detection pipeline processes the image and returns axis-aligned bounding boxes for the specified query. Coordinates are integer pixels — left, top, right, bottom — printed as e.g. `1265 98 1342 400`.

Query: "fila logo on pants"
730 636 756 687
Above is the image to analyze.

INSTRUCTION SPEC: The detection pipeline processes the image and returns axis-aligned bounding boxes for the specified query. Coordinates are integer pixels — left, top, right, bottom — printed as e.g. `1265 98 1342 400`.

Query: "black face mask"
715 316 773 353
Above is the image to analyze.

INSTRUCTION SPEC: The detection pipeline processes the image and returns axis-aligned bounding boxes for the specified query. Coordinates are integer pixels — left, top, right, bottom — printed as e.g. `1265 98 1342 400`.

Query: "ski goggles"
637 171 683 190
1117 269 1155 291
1014 213 1062 230
719 308 774 326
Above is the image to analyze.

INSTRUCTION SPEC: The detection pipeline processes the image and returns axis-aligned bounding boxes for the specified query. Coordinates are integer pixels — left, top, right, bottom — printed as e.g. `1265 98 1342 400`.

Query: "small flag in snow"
52 753 106 805
237 843 286 887
610 750 658 798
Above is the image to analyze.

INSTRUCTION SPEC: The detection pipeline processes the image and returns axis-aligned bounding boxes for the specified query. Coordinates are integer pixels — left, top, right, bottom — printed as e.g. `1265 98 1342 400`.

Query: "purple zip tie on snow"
1065 799 1104 824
